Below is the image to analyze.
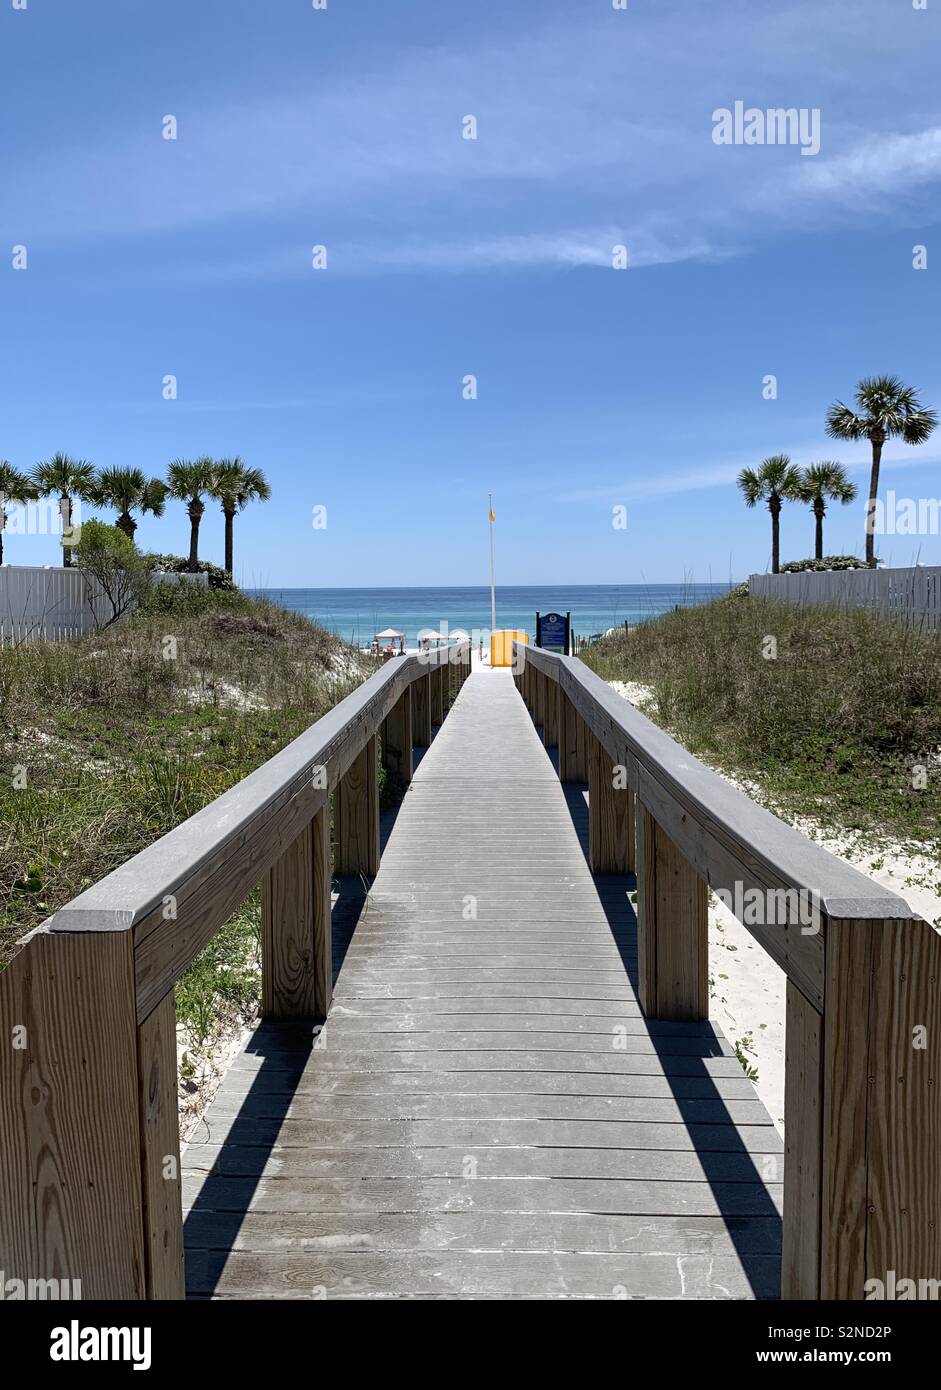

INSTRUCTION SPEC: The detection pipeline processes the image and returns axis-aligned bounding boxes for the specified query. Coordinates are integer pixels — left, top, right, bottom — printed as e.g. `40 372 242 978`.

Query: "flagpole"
488 494 496 635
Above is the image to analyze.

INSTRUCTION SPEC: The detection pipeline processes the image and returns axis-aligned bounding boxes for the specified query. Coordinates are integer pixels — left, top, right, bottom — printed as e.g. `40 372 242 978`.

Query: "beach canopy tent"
373 627 406 657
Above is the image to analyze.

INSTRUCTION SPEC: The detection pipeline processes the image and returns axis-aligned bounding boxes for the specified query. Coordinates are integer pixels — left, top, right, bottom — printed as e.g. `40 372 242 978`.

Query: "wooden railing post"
335 734 380 876
412 668 433 747
588 731 635 874
0 931 170 1298
635 801 707 1020
449 648 462 703
543 676 559 748
783 916 941 1299
431 656 445 726
558 688 588 782
262 803 332 1020
137 990 186 1297
381 686 413 786
532 667 546 734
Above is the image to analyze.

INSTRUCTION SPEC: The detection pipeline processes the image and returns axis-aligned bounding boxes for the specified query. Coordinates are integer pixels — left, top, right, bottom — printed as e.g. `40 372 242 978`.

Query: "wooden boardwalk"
183 670 783 1299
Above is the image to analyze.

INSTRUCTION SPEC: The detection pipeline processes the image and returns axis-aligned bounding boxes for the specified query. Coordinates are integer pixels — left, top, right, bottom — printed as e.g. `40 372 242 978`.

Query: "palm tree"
0 461 37 565
93 466 168 540
826 375 937 568
737 454 803 575
797 461 857 561
210 457 271 576
165 457 216 571
31 453 97 567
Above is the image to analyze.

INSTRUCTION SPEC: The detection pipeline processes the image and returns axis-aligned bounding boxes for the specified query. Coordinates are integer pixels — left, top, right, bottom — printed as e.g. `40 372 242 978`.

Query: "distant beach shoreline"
249 582 737 649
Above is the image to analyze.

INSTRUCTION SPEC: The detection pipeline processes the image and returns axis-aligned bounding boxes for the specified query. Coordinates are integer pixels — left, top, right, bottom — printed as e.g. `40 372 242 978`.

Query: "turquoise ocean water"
249 583 735 649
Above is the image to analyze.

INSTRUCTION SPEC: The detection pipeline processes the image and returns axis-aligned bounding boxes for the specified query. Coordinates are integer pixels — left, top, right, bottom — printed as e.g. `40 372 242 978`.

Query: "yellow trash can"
491 630 529 667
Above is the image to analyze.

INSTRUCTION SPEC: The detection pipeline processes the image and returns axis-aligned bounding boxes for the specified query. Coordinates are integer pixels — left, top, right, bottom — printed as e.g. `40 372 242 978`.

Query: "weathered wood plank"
543 675 559 748
334 735 380 877
636 803 708 1021
186 1247 780 1299
381 689 413 786
262 821 318 1019
185 1208 782 1255
411 669 432 747
137 990 185 1298
0 931 147 1298
781 980 822 1299
588 731 635 874
312 805 333 1018
820 916 941 1299
183 1173 781 1218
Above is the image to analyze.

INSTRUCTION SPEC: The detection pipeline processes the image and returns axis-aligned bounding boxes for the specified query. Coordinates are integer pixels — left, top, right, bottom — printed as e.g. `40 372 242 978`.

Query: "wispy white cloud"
773 128 941 210
557 444 941 506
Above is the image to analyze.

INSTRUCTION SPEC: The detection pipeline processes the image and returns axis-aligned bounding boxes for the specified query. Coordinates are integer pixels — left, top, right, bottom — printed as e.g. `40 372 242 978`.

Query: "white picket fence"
748 565 941 631
0 566 209 646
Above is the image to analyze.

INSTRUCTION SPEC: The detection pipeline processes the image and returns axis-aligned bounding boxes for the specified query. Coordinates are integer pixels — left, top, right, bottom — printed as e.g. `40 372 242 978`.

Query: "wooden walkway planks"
183 670 782 1300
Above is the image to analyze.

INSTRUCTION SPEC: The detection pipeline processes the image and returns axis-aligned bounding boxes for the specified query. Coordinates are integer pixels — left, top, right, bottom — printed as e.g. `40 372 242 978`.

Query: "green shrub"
583 597 941 843
779 556 869 573
74 518 151 629
142 551 236 590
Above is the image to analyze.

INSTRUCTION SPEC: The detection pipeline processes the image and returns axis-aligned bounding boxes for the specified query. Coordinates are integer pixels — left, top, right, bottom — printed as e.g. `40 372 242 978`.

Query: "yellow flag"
489 508 496 522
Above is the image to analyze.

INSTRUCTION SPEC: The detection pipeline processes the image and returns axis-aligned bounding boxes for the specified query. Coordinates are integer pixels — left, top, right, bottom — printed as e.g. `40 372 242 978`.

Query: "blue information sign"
537 611 569 652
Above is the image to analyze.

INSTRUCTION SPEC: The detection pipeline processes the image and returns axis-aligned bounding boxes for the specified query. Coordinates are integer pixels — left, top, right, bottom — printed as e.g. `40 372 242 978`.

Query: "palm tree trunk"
187 502 202 571
865 431 884 568
223 506 235 576
116 513 137 540
814 501 824 560
0 514 4 566
62 493 73 567
770 499 781 574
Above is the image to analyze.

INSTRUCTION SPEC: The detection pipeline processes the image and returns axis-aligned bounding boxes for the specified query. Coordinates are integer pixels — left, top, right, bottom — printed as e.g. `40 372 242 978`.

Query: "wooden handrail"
0 640 471 1300
518 644 914 1004
514 639 940 1301
45 643 468 1020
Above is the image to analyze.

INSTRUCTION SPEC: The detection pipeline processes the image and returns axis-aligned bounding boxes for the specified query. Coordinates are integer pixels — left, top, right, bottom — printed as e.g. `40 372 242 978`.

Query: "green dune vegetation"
582 592 941 852
0 577 375 1064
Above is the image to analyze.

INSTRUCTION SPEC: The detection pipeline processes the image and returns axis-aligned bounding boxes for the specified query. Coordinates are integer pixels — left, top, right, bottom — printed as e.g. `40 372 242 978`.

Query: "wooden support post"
264 815 317 1019
636 802 707 1020
311 806 333 1015
558 688 588 782
412 670 432 747
381 688 413 786
334 735 380 877
0 932 152 1298
137 990 185 1298
533 667 546 734
588 731 635 874
431 660 445 726
782 980 822 1299
783 916 941 1300
543 677 559 748
261 805 332 1020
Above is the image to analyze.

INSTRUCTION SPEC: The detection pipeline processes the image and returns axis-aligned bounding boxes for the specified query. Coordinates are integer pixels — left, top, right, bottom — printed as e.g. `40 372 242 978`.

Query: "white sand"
608 678 941 1133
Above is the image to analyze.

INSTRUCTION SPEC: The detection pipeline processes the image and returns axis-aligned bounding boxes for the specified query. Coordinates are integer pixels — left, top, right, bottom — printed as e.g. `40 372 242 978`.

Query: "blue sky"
2 0 940 585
